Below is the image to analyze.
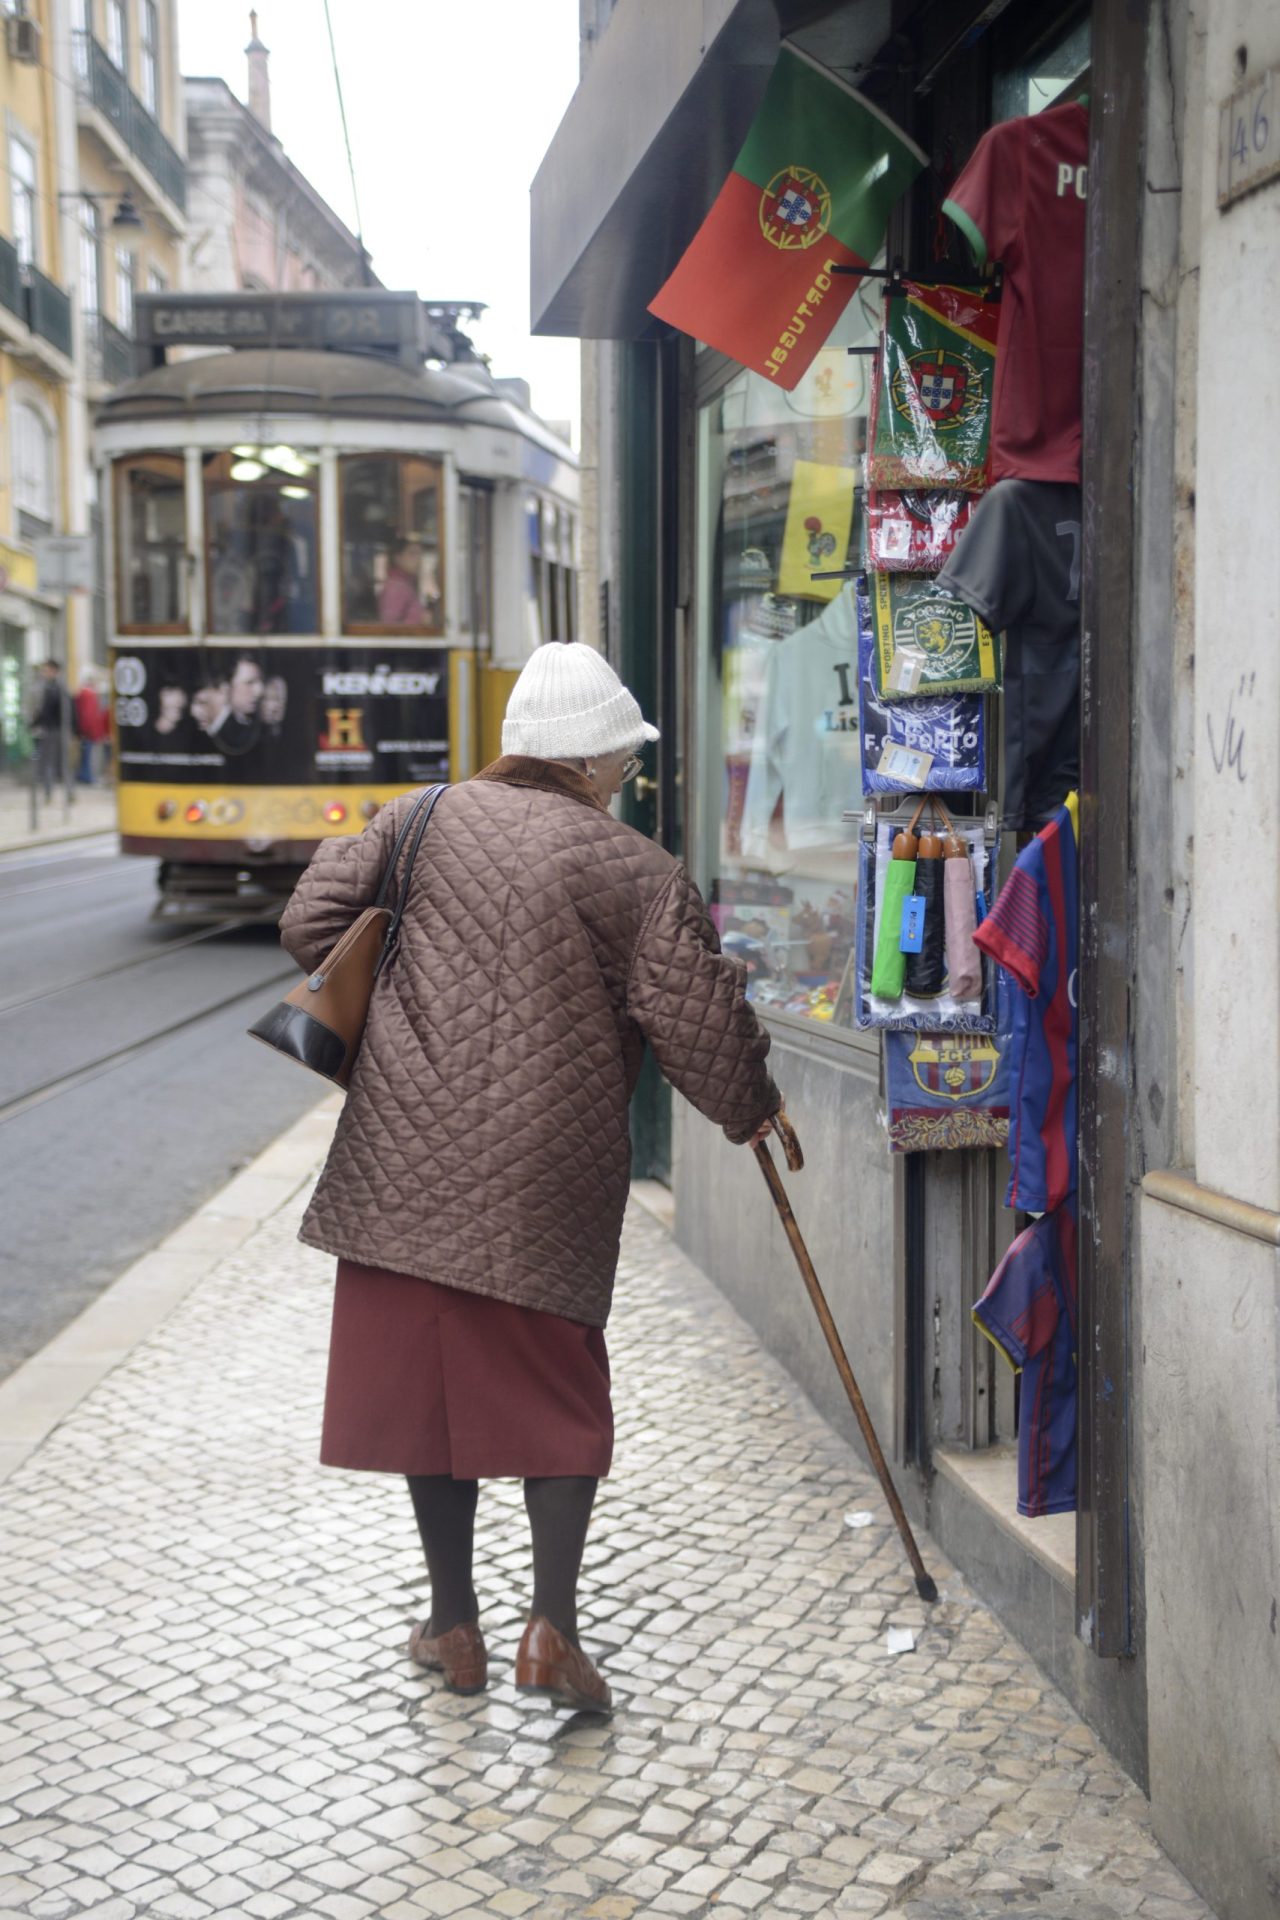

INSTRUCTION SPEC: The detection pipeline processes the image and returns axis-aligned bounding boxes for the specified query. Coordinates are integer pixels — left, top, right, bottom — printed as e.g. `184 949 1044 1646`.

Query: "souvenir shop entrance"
673 0 1148 1765
535 0 1154 1787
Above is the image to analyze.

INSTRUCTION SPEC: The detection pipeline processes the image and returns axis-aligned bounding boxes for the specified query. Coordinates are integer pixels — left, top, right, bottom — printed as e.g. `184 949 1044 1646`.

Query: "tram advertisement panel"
112 646 450 785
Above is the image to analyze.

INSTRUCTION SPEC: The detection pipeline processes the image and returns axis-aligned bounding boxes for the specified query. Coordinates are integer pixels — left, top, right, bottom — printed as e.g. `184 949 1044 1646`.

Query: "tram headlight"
157 799 176 821
324 801 348 825
361 800 381 821
184 801 207 824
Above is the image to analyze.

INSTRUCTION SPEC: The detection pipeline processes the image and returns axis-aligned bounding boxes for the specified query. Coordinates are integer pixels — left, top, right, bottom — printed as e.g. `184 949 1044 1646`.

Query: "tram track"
0 960 295 1126
0 840 324 1383
0 832 117 878
0 914 269 1016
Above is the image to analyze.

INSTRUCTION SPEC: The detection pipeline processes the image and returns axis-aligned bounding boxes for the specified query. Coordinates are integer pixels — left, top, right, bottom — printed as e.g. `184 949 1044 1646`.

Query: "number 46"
1233 84 1270 170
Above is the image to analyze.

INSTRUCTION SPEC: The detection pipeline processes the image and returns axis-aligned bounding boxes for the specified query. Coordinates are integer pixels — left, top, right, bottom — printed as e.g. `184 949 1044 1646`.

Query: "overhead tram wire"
322 0 372 288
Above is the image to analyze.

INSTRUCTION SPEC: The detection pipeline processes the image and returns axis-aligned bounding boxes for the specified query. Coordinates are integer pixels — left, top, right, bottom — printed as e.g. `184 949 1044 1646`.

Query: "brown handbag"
247 784 444 1087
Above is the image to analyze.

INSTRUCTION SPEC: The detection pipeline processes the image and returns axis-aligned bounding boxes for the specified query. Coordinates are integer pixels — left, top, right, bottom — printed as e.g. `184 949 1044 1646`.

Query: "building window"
146 264 167 294
115 453 187 631
139 0 159 114
339 455 443 633
79 197 101 319
114 246 135 333
106 0 126 69
204 449 319 635
9 135 36 269
695 290 882 1036
13 400 54 535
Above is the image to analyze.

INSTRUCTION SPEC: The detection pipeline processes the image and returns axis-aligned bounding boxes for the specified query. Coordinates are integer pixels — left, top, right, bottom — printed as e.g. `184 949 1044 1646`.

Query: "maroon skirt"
320 1259 613 1479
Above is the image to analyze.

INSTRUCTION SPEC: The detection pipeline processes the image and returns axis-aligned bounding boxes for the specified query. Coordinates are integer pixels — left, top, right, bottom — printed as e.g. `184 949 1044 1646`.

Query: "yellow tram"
95 290 578 915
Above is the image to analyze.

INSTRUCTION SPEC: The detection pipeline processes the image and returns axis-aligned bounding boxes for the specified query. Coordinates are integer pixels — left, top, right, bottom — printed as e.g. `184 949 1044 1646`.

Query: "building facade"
532 6 1279 1920
0 0 185 773
184 23 370 298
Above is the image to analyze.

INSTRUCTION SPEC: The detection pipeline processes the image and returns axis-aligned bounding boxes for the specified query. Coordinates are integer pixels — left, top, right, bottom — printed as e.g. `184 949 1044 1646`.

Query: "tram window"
457 483 493 644
203 451 319 636
340 455 443 634
115 453 187 633
544 559 575 644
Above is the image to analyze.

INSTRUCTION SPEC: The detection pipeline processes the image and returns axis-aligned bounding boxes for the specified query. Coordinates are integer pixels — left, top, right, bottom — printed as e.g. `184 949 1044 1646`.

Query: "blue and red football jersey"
974 1198 1078 1517
974 794 1078 1213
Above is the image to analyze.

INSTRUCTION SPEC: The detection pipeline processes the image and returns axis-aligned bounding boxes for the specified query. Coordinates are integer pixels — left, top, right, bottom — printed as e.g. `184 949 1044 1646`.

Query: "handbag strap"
373 785 439 909
374 782 445 975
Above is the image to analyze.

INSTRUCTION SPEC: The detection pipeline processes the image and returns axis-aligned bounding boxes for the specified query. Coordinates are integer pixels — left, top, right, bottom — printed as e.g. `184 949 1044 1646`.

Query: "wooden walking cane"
754 1109 939 1603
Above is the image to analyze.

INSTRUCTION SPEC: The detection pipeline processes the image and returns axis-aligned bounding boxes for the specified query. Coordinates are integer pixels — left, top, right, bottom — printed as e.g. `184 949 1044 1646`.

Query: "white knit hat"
501 642 660 761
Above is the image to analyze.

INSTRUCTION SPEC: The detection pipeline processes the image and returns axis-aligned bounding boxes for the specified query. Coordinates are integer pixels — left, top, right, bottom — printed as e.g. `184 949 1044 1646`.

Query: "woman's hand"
745 1116 775 1150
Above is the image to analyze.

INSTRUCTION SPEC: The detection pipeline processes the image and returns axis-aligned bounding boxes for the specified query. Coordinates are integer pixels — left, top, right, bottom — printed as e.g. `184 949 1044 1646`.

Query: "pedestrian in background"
74 669 109 785
30 658 68 802
279 643 781 1714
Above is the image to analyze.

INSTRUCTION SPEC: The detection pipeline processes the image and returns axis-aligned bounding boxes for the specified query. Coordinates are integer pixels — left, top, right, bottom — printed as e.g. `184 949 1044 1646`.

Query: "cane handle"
771 1107 805 1173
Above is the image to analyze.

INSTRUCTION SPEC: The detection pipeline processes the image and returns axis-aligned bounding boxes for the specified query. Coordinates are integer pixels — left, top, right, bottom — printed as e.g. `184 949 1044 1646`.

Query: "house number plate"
1218 64 1280 208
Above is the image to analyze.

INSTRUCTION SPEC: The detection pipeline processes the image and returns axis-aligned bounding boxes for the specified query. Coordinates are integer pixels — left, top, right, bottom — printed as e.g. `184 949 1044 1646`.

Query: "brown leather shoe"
407 1619 487 1695
515 1615 612 1714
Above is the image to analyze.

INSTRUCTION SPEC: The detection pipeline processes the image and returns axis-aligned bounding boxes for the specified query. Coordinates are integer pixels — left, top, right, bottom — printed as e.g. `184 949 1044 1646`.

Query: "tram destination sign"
135 291 426 361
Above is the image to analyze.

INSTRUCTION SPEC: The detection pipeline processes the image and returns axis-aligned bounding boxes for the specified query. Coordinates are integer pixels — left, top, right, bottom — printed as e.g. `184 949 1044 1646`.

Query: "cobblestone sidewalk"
0 780 116 854
0 1119 1216 1920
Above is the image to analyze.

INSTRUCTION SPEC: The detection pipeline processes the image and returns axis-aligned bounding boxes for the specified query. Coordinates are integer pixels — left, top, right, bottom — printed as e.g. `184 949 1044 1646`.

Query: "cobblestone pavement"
0 1140 1216 1919
0 780 115 853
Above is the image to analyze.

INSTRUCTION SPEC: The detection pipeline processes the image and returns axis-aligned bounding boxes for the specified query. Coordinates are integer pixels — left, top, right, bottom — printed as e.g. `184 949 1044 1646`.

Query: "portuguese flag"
648 45 925 391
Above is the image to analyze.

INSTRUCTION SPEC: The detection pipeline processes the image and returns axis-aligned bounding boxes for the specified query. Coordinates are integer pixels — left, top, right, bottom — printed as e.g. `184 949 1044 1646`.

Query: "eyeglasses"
619 754 643 784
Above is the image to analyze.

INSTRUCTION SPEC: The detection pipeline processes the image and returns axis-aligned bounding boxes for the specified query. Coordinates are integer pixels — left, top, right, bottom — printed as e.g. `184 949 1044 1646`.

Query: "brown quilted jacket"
279 756 780 1327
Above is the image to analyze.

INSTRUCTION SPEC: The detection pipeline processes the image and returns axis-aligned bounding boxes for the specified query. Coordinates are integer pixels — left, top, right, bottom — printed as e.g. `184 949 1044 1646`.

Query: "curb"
0 822 117 856
0 1092 343 1486
0 794 118 857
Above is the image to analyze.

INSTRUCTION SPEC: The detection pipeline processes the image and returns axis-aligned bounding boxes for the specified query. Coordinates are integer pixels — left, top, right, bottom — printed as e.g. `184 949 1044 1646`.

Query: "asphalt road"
0 834 323 1381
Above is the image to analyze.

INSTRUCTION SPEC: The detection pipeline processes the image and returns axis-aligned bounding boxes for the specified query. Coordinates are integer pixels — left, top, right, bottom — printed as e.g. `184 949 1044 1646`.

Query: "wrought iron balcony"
85 310 133 387
0 232 22 323
73 31 186 215
26 267 72 359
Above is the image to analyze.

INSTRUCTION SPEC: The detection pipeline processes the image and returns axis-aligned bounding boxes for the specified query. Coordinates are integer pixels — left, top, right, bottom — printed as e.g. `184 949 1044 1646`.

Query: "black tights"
406 1474 598 1644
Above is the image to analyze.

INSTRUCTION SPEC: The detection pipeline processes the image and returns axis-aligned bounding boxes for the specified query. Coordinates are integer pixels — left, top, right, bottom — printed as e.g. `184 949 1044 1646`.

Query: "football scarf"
868 281 999 489
856 581 985 793
885 1029 1010 1153
865 489 976 572
869 570 1002 701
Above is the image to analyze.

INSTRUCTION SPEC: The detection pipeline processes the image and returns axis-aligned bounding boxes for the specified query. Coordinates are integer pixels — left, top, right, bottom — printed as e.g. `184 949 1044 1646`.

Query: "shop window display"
696 295 879 1033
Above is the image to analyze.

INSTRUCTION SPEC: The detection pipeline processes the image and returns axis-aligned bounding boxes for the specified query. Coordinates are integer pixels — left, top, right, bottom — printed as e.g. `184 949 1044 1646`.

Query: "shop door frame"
1076 0 1146 1661
616 338 681 1182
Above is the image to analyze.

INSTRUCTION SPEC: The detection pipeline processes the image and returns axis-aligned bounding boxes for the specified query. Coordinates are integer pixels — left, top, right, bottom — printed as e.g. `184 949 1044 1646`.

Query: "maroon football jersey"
943 100 1088 483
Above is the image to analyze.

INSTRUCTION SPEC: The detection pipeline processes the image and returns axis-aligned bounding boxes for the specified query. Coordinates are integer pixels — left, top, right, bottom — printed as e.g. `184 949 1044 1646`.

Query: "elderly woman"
279 642 780 1713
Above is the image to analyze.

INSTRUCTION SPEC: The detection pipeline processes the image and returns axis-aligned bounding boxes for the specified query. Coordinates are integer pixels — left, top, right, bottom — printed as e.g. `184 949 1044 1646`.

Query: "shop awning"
531 0 892 341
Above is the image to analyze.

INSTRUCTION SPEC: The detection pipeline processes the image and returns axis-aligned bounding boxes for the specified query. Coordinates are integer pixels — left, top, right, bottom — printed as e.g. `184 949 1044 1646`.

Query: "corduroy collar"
471 755 608 814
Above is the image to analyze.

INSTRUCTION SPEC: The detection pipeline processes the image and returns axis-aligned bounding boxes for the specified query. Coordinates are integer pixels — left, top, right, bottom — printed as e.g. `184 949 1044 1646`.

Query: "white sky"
176 0 582 442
